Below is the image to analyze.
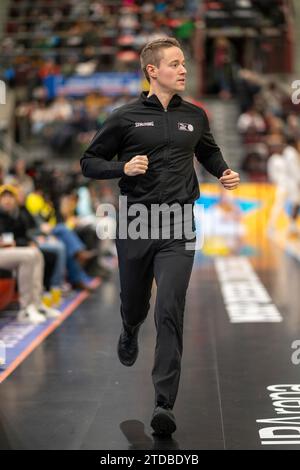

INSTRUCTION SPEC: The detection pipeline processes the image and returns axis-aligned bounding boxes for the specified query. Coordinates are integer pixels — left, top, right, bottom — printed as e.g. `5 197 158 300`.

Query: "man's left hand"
219 169 240 190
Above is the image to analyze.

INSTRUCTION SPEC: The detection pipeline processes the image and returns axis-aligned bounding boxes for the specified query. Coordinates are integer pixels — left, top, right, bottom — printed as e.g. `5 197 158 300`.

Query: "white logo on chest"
135 121 154 127
178 122 194 132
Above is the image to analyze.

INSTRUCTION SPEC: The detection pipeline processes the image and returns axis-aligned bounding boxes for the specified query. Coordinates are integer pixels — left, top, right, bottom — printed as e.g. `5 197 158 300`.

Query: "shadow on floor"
120 420 179 450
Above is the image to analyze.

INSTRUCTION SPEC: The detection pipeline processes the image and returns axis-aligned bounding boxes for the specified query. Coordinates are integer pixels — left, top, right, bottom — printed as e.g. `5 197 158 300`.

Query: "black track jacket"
80 91 229 205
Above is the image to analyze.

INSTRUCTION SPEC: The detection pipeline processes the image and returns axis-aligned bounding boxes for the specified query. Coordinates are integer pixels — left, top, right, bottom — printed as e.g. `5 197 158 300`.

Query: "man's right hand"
124 155 148 176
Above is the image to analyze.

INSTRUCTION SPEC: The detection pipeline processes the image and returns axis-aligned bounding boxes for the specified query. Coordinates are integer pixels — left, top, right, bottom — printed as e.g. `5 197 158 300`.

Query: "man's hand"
124 155 148 176
219 169 240 190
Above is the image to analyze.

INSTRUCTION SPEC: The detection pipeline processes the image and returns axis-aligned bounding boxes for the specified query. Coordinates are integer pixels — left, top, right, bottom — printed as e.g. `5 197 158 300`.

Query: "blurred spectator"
25 183 99 290
213 37 236 100
6 158 34 198
237 106 266 134
260 82 283 117
0 184 61 322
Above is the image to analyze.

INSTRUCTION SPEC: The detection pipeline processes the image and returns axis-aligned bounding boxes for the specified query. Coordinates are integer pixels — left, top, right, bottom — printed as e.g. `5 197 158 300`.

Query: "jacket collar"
139 91 182 110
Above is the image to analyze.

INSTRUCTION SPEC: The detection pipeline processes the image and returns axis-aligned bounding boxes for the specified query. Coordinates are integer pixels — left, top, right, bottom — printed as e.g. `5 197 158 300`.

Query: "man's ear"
146 64 157 79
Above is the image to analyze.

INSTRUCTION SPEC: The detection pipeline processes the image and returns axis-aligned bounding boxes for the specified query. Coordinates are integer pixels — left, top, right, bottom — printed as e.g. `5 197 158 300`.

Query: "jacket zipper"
159 107 170 203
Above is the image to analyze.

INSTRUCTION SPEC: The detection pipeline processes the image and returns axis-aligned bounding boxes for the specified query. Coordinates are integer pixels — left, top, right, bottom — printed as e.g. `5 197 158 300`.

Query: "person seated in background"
5 158 34 197
237 106 266 135
77 180 117 258
0 181 67 299
285 113 300 141
213 36 235 100
0 184 60 323
60 191 106 274
260 82 284 117
59 189 114 278
25 182 98 290
264 112 285 136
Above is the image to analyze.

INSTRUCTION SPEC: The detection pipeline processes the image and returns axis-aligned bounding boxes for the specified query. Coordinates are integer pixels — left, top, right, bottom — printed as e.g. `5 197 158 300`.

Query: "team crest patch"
178 122 194 132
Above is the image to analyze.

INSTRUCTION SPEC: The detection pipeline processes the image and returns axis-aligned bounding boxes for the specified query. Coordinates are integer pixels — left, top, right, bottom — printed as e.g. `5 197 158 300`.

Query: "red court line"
0 278 101 384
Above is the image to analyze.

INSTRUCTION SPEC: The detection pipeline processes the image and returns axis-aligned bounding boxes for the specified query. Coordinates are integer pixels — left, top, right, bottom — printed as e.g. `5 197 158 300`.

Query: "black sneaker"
117 323 140 367
150 405 177 436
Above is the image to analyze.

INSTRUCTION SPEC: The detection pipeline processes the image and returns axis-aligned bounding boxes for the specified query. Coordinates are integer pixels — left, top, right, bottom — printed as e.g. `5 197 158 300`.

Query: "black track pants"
115 216 196 408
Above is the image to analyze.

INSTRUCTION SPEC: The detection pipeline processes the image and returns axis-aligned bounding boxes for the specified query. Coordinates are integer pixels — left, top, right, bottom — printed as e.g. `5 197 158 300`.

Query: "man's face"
148 46 187 92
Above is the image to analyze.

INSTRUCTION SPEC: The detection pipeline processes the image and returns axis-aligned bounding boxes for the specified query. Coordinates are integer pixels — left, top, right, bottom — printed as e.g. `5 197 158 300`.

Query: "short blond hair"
140 37 182 83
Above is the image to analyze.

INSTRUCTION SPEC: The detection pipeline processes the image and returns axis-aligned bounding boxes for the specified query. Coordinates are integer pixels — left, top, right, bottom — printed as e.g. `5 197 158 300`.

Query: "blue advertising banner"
44 72 142 98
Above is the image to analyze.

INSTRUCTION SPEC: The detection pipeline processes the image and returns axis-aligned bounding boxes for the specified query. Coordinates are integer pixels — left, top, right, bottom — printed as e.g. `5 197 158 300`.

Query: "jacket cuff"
113 161 126 177
217 163 230 179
